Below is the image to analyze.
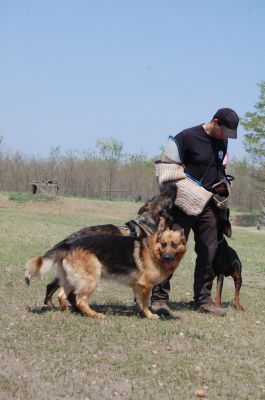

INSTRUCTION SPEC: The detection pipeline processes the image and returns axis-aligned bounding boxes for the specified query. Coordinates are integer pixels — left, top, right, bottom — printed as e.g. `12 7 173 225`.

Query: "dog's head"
154 217 186 270
218 207 232 239
136 187 176 234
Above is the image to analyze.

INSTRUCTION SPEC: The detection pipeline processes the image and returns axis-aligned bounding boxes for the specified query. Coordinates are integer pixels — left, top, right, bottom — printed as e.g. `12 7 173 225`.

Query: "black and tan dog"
42 190 177 308
212 218 244 311
25 218 186 320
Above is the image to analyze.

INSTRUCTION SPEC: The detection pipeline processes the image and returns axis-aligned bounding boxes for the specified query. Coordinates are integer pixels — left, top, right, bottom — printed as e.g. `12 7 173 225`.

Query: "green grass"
0 195 265 399
230 205 259 214
8 191 55 202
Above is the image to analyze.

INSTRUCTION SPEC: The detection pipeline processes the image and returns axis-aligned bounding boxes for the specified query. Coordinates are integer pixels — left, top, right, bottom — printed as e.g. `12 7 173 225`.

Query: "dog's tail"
24 256 54 285
25 245 68 286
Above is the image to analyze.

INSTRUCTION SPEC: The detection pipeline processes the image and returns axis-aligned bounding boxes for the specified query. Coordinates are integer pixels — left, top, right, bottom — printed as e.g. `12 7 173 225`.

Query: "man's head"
206 108 239 140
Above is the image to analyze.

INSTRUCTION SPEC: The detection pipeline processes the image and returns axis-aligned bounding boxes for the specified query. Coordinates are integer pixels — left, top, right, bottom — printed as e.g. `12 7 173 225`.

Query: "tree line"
0 81 264 212
0 138 263 209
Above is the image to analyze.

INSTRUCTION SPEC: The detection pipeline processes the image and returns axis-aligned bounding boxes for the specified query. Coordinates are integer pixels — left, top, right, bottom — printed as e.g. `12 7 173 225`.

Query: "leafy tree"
96 137 123 161
241 81 265 223
241 81 265 163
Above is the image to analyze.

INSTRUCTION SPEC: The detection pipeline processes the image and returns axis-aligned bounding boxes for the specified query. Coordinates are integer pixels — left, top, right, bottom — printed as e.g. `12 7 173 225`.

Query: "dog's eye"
161 242 167 248
171 242 178 248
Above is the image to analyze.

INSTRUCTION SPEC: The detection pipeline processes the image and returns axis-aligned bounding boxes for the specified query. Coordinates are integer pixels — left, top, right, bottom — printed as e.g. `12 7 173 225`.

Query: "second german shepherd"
43 190 177 308
25 218 186 320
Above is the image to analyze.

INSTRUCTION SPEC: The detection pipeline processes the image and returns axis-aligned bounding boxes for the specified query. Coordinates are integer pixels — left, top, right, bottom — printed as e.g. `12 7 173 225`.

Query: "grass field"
0 193 265 400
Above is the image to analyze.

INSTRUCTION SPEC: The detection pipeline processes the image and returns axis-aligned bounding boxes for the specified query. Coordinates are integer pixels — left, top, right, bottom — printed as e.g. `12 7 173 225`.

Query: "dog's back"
63 234 140 276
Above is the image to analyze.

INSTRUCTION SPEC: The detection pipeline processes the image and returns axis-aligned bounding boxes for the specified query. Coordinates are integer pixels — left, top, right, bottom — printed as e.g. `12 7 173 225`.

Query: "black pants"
151 203 219 305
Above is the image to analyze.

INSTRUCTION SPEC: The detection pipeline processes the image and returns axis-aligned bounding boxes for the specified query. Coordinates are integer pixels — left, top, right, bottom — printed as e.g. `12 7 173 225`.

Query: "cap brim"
221 126 237 139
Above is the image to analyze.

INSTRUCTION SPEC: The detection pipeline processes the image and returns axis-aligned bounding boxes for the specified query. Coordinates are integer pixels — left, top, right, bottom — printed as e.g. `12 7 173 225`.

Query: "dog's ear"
160 182 177 208
138 200 151 215
172 224 186 244
224 221 232 238
138 204 147 215
171 223 182 231
180 228 186 244
156 216 167 240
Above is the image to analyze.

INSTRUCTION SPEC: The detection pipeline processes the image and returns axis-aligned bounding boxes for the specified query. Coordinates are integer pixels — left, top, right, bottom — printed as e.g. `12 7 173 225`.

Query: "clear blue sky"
0 0 264 159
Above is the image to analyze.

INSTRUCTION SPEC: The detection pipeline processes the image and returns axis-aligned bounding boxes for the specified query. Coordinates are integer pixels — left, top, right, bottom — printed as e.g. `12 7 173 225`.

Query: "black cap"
212 108 239 139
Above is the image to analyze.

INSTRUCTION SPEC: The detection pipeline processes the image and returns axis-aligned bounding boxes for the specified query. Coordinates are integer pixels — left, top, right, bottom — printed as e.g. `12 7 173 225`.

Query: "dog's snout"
162 253 176 261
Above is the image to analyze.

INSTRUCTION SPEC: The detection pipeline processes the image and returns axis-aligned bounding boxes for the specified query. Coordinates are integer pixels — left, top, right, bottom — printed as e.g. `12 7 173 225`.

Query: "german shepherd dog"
212 209 244 311
25 217 186 320
30 189 177 309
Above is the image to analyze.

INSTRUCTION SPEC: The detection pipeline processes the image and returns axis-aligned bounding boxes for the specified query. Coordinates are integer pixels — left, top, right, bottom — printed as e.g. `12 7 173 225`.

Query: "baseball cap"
212 108 239 139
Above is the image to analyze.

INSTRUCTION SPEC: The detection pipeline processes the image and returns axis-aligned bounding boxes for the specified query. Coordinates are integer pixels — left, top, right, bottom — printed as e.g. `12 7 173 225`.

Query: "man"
151 108 239 317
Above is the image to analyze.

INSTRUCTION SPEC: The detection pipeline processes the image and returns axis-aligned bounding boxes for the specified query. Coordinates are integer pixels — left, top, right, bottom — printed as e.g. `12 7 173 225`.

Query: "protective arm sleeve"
155 137 186 186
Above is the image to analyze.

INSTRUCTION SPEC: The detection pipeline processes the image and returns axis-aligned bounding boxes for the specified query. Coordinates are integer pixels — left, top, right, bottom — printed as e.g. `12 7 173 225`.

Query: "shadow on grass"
91 303 181 320
91 303 138 317
27 305 61 314
169 300 193 312
169 300 242 312
27 302 181 319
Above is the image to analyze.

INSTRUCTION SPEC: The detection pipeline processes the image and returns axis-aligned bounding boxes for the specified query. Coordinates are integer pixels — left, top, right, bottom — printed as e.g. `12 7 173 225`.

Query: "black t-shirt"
174 124 227 190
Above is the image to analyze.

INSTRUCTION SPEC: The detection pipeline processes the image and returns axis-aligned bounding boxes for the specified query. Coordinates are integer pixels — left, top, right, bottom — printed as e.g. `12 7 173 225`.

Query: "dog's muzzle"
162 253 176 270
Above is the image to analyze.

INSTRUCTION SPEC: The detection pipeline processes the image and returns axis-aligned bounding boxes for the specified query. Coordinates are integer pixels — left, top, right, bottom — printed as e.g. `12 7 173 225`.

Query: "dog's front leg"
133 283 159 320
231 265 244 311
215 274 224 309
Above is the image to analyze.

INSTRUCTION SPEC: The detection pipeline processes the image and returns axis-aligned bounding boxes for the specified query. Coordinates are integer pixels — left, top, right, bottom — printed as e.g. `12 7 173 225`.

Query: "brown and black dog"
36 189 177 308
212 209 244 311
25 218 186 320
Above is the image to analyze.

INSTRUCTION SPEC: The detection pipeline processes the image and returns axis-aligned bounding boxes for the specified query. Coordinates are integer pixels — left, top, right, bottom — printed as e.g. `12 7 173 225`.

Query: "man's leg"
193 205 226 316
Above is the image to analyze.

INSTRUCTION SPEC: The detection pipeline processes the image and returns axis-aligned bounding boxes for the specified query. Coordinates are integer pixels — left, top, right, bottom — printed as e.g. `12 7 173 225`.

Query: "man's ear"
213 118 220 125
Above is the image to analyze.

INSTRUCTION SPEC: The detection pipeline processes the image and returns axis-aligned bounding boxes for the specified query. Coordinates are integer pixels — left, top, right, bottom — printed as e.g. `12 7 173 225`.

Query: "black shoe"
188 300 196 309
196 303 226 317
150 301 172 317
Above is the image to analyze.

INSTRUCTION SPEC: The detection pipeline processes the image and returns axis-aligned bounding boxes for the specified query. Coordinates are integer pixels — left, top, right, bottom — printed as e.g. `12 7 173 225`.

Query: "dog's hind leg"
74 275 104 318
67 291 82 313
215 274 224 309
57 287 69 311
133 283 159 320
231 260 244 311
75 284 105 318
62 255 104 318
43 277 61 308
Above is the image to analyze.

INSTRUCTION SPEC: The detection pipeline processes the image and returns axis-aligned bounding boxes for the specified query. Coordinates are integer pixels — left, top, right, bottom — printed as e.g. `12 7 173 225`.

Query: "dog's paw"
235 304 245 311
94 312 105 319
40 304 54 310
148 313 160 320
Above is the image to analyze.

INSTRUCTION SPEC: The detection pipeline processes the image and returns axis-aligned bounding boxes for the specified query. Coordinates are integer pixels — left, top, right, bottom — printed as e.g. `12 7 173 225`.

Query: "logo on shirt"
218 150 224 160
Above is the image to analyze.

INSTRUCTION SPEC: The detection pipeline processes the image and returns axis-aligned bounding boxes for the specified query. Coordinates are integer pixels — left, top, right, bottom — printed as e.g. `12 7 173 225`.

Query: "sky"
0 0 264 160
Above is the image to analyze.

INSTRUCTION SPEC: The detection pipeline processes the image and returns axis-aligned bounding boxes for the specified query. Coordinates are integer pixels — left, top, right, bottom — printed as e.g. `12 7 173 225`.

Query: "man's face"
211 119 226 140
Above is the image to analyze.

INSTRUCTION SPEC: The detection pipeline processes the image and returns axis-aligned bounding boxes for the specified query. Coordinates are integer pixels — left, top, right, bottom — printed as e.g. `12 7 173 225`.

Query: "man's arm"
161 136 183 163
